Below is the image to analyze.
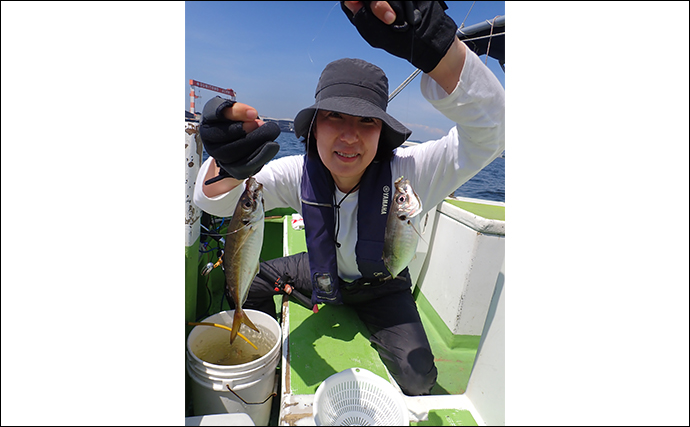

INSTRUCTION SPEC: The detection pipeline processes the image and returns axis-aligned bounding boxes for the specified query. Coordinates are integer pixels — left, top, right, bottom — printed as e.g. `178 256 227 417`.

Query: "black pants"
229 252 438 396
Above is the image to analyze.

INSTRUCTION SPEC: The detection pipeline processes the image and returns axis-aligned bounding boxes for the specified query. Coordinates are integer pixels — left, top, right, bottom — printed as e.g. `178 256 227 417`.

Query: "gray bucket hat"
294 58 412 153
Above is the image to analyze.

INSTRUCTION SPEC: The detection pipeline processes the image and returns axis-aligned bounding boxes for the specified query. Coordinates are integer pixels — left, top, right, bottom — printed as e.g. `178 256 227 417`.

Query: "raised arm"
341 1 463 93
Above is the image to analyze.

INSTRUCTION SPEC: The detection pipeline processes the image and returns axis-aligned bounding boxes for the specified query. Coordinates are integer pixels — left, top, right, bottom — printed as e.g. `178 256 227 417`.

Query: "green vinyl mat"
288 302 389 394
284 210 480 397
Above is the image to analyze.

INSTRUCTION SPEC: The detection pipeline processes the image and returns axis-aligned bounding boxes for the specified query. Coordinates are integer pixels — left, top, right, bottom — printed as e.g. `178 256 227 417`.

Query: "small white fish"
383 176 423 279
223 177 264 344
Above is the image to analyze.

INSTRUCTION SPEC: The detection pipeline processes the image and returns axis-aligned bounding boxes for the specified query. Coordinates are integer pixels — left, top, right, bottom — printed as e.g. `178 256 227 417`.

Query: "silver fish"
383 176 423 279
223 176 264 344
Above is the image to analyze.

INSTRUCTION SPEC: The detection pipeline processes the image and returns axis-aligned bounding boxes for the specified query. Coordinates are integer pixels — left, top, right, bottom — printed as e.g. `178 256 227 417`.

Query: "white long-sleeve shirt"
194 48 505 282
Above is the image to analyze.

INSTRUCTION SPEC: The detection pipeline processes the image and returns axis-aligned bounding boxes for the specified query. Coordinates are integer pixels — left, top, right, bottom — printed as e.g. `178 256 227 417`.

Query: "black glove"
341 1 458 73
199 96 281 184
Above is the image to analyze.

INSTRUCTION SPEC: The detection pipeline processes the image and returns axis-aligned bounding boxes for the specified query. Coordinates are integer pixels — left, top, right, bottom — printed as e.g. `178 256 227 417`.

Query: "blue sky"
186 1 505 142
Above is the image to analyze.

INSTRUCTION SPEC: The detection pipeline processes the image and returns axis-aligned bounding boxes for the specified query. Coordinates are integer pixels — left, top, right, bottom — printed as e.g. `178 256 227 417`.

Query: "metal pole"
388 68 422 102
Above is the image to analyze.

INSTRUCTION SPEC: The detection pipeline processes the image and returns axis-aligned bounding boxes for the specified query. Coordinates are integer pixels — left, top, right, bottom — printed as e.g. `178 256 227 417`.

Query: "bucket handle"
226 384 276 406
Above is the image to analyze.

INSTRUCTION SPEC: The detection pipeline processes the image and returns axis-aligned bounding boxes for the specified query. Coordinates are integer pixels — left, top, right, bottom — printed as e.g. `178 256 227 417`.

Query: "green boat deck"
281 206 481 425
282 213 392 394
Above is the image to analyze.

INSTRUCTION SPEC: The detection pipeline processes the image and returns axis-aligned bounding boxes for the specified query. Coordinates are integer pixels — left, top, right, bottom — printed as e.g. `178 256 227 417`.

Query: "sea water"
191 324 277 366
202 132 505 203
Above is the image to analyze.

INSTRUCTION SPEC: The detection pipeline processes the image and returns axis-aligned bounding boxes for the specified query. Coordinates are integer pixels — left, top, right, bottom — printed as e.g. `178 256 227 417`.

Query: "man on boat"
193 1 505 396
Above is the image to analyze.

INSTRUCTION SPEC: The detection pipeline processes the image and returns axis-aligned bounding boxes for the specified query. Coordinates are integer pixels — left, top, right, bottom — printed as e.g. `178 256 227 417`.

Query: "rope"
333 180 361 248
459 31 505 42
485 16 499 65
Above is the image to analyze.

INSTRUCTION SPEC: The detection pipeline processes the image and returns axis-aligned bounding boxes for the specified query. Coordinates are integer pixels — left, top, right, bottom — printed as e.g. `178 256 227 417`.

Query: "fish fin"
383 257 400 279
230 307 261 345
230 308 242 344
243 312 260 333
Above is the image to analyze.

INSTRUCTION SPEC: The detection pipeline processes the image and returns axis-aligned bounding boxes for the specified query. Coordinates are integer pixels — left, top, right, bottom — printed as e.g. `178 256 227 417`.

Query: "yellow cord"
187 322 258 350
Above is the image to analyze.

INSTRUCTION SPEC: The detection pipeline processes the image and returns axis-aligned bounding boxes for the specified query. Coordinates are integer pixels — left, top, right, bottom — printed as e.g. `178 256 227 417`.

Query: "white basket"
313 368 409 426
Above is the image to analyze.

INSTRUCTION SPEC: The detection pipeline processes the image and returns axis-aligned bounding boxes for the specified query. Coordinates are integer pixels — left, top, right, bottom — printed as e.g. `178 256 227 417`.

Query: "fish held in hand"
383 176 423 279
223 176 264 344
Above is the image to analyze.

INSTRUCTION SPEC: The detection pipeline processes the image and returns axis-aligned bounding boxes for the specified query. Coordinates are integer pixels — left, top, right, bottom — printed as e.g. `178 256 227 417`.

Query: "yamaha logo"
381 185 390 215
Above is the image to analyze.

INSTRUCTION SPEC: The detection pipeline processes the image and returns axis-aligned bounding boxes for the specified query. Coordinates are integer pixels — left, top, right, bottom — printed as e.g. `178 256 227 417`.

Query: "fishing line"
222 289 230 313
211 220 256 237
395 2 417 135
308 1 341 64
199 243 222 254
304 3 343 154
196 272 214 322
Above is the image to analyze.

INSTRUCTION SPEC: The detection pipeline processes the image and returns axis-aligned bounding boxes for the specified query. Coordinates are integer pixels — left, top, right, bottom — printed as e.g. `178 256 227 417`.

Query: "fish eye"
397 195 406 203
243 201 252 209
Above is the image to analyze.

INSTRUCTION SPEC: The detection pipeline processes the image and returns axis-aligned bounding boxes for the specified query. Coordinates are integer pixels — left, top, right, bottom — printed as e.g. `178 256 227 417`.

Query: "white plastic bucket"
186 310 281 426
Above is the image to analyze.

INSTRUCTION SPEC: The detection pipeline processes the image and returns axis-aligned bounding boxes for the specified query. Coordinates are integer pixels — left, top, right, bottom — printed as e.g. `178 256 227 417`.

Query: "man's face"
314 110 382 192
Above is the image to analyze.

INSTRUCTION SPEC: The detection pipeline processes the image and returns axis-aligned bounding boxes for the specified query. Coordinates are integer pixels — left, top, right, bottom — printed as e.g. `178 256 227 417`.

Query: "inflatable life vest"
300 153 392 305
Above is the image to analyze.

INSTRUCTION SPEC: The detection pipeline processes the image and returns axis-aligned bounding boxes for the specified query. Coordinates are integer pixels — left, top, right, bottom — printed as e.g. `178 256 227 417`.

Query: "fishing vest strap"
300 154 392 305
